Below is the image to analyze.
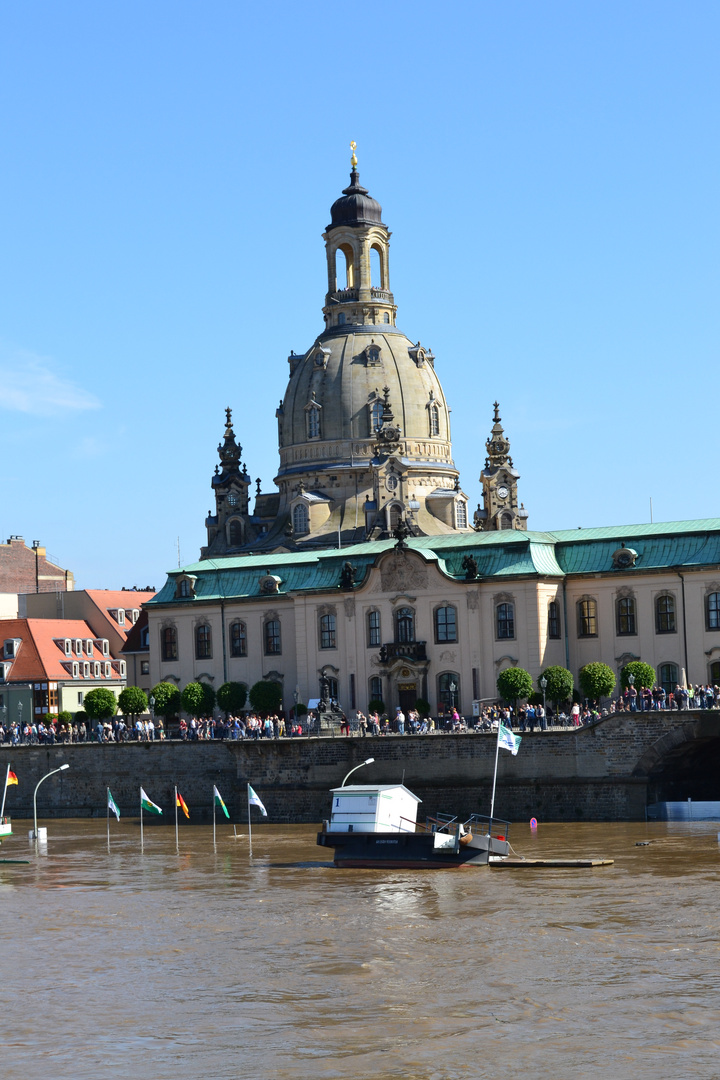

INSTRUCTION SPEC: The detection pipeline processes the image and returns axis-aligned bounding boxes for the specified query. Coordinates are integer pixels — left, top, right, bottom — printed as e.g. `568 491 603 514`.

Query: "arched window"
500 512 513 530
195 624 212 660
320 613 337 649
264 618 281 656
434 605 457 643
370 400 383 432
161 626 177 661
395 607 415 643
438 672 460 713
456 501 467 528
293 503 309 536
228 519 242 546
230 621 247 658
710 661 720 684
429 404 440 436
369 676 383 705
335 245 354 289
388 504 403 530
656 594 676 634
707 593 720 630
367 609 381 647
659 662 679 694
321 675 339 700
337 312 346 326
616 596 636 636
383 312 390 323
496 602 515 640
577 598 598 638
370 245 383 287
306 407 321 439
179 579 191 598
548 601 561 639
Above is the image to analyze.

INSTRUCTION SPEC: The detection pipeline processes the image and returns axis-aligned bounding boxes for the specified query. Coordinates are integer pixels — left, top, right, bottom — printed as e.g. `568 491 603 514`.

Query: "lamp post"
341 757 374 787
449 681 457 711
32 763 70 840
540 675 548 730
293 687 299 723
149 694 155 738
628 673 636 713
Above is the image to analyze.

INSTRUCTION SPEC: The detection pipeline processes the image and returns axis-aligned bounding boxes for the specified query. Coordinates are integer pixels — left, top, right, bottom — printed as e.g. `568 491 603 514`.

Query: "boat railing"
464 813 512 840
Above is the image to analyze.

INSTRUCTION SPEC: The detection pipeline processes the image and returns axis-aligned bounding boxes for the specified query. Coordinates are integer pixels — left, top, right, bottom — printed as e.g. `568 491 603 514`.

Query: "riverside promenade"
1 709 717 822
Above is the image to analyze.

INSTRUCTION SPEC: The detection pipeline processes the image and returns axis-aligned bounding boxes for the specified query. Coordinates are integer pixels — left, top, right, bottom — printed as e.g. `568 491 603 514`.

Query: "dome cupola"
328 170 384 230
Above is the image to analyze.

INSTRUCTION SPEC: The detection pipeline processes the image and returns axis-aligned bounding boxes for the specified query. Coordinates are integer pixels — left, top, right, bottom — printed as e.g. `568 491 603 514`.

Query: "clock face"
497 485 509 500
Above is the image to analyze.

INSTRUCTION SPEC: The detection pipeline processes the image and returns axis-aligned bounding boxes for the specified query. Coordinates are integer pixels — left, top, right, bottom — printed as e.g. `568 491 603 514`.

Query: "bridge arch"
633 714 720 802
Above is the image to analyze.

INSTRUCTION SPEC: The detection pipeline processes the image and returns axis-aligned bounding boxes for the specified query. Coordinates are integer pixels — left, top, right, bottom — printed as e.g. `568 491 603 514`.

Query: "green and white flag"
108 789 120 821
214 785 230 819
140 787 163 815
498 723 521 756
248 784 267 816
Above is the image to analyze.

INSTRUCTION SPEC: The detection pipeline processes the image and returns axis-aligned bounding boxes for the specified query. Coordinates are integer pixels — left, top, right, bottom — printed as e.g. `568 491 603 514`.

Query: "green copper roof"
147 518 720 605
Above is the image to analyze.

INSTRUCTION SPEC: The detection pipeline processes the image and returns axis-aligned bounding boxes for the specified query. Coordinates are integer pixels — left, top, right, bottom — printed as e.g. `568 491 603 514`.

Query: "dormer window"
456 500 467 528
369 399 383 433
3 639 20 660
86 640 93 656
130 609 139 624
116 609 125 626
119 660 126 677
293 502 309 536
363 343 381 366
94 662 101 678
64 639 72 657
75 639 83 656
104 662 112 678
72 662 79 679
83 662 90 678
429 404 440 436
175 574 197 599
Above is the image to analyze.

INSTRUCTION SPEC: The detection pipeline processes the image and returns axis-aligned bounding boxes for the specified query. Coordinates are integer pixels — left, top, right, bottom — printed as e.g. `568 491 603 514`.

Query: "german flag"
176 791 190 819
7 770 18 786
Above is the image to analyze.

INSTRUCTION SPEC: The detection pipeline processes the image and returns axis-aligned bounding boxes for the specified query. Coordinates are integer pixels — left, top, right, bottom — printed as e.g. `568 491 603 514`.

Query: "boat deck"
489 857 614 868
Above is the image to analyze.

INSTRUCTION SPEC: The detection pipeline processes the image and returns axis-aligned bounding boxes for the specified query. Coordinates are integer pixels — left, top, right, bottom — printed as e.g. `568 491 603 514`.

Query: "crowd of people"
2 684 719 745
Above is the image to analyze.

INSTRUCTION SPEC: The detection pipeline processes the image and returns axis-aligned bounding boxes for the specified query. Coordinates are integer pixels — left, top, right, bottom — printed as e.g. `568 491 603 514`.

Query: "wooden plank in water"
489 856 614 868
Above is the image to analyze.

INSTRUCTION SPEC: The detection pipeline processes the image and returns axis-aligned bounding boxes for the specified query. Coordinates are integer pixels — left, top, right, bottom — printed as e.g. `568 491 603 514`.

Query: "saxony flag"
176 791 190 819
108 789 120 820
213 785 229 819
7 770 18 785
248 784 267 816
140 787 162 815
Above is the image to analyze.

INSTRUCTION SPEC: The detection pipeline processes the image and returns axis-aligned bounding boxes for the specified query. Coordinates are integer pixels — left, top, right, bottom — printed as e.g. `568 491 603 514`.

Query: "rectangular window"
367 610 381 647
320 613 336 650
141 660 149 675
265 619 281 656
548 601 561 639
78 692 83 705
496 603 515 640
350 673 356 710
435 606 457 643
577 599 597 637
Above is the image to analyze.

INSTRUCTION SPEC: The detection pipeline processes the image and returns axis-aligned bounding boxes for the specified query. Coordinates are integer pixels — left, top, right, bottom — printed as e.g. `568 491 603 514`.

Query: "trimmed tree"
579 662 616 702
415 698 431 717
83 687 117 722
182 681 216 718
150 681 182 720
368 698 385 715
216 681 247 716
539 666 574 710
118 686 148 721
620 661 656 691
497 666 534 704
249 680 283 716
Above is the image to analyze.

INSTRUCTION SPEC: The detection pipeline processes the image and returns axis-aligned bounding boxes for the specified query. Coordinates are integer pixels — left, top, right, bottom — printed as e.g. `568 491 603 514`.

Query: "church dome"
328 170 384 230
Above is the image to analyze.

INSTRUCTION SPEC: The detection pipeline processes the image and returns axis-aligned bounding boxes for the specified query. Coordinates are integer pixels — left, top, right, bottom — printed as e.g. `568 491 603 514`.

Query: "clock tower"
474 403 528 532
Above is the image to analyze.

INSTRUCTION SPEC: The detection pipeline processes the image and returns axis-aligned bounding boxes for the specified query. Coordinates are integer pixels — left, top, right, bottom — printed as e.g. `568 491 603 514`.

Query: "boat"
317 783 511 868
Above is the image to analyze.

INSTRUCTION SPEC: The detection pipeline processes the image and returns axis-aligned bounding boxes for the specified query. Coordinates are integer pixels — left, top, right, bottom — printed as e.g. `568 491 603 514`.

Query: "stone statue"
393 519 411 549
462 554 479 581
340 561 357 589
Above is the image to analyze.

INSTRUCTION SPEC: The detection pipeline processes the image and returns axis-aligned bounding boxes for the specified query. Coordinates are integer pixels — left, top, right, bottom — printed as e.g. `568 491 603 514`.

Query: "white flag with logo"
498 723 521 756
248 784 267 816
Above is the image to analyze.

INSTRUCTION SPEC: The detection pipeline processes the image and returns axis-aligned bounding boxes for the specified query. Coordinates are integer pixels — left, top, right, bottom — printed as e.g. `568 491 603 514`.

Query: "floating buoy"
530 817 538 830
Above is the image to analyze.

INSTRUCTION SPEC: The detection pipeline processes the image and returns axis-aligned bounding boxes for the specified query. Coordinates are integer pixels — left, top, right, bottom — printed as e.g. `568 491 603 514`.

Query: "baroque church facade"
146 158 720 715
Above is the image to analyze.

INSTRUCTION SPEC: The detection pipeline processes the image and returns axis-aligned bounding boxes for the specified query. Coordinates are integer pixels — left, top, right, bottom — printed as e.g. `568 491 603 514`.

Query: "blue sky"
1 1 718 589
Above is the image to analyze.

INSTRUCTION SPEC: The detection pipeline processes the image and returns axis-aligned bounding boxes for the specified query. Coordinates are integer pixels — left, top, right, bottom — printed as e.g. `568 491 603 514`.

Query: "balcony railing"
370 287 393 301
379 641 428 663
329 288 358 303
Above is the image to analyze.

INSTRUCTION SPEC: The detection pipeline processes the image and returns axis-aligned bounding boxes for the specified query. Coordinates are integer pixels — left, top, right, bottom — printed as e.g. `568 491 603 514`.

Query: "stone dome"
328 170 384 231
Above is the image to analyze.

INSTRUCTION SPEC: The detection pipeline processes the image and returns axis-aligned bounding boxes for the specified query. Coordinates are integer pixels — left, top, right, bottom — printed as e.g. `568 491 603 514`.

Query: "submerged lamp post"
341 757 375 787
540 675 547 728
32 763 70 839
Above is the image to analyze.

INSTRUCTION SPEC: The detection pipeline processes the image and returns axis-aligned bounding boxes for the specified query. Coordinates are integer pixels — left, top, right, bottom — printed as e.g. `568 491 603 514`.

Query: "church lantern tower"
474 403 528 532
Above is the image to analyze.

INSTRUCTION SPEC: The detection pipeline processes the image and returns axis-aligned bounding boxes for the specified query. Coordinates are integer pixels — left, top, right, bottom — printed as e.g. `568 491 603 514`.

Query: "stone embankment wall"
2 711 710 822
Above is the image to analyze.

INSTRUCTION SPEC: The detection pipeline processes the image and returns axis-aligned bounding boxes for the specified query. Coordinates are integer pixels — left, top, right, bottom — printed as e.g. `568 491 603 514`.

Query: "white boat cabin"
327 784 421 834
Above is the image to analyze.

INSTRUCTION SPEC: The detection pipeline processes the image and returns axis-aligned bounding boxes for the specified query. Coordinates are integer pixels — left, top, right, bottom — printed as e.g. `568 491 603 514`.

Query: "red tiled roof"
0 619 124 682
83 590 155 642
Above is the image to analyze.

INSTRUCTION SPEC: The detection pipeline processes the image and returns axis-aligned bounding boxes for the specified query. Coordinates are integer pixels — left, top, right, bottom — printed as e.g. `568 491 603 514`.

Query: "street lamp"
628 673 635 712
32 763 70 840
341 757 374 787
449 681 457 711
540 675 548 729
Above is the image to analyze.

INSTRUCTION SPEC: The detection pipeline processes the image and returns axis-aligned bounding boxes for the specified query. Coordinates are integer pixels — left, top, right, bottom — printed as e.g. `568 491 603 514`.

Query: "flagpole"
107 786 110 849
213 787 216 850
0 763 10 820
175 785 179 853
488 721 502 830
247 783 253 858
140 787 144 853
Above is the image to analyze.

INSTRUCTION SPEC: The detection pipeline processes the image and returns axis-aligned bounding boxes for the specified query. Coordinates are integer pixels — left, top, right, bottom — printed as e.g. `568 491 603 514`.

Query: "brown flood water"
1 818 719 1080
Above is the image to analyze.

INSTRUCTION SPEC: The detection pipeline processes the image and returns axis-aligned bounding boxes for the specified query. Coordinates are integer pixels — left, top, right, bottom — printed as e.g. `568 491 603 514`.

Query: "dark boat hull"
317 829 504 869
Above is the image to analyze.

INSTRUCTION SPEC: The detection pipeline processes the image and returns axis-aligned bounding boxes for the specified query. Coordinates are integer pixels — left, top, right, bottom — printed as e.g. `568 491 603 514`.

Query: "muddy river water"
1 819 718 1079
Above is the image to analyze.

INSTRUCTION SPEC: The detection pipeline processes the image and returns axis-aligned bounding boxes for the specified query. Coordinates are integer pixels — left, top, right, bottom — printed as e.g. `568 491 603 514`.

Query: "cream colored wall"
147 563 720 719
